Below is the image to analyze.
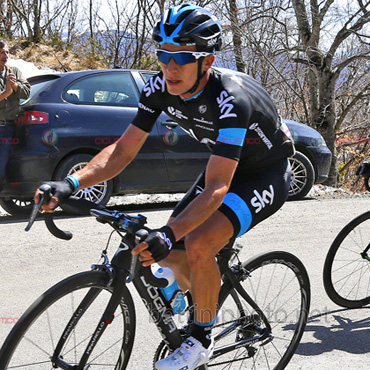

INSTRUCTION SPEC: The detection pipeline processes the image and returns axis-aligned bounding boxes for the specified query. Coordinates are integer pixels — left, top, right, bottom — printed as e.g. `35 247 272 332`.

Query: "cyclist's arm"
72 124 148 189
35 124 148 211
167 154 238 241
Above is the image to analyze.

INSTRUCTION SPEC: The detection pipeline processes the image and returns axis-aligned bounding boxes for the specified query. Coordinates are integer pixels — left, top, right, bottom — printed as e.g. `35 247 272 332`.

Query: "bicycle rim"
0 271 136 369
210 251 310 369
323 211 370 308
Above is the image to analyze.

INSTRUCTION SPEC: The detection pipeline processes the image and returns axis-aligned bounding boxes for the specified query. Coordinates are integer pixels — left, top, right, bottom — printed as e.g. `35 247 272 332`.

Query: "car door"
156 117 210 182
62 71 168 190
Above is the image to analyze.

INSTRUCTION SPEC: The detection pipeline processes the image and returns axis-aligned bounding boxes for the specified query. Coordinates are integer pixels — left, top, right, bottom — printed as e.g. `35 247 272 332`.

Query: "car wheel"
54 154 113 214
288 151 315 201
0 198 34 218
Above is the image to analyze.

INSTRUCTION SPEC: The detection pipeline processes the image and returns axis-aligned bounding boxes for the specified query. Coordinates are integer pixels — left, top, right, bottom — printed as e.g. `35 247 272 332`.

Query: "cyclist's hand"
132 226 176 266
34 179 75 212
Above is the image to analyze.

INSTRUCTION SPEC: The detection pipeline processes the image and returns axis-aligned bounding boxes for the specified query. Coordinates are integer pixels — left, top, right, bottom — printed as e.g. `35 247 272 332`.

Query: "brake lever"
25 184 52 232
126 229 149 283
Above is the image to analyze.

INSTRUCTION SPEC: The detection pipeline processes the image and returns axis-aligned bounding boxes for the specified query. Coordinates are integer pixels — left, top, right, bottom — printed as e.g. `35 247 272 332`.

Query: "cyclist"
35 4 294 370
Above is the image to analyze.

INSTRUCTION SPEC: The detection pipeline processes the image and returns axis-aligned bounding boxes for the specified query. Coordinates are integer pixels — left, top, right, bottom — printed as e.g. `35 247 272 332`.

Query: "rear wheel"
0 270 136 370
209 251 310 369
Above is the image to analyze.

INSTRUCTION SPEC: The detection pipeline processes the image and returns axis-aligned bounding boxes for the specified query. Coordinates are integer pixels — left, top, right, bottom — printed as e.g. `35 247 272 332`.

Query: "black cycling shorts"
171 158 292 241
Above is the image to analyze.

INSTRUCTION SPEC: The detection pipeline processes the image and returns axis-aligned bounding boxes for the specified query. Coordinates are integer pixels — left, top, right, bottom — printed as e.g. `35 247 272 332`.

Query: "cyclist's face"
159 44 214 99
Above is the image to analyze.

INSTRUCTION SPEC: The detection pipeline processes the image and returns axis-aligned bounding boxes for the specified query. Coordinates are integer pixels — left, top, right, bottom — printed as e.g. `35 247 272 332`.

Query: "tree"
290 0 370 185
8 0 74 43
0 0 15 38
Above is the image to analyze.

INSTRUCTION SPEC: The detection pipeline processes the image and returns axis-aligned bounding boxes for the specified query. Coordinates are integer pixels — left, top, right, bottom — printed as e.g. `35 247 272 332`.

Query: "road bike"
0 184 311 369
323 162 370 308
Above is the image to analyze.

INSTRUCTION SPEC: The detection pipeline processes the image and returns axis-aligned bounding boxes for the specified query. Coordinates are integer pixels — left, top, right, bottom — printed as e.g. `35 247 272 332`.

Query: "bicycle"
323 162 370 308
0 184 311 369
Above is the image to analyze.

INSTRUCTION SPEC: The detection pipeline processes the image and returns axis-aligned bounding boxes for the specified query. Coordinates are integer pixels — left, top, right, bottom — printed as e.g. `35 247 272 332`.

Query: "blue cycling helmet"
153 3 222 52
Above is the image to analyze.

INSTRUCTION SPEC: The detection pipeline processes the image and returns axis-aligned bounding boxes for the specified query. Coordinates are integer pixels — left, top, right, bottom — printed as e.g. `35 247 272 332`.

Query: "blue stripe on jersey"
222 192 252 237
217 128 247 146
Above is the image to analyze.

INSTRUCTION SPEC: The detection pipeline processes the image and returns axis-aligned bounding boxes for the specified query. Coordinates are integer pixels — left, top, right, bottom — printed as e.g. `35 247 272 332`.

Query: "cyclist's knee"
185 234 217 267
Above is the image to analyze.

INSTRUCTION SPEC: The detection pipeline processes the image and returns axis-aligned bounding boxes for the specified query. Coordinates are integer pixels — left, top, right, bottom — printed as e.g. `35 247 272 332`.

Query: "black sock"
190 319 214 348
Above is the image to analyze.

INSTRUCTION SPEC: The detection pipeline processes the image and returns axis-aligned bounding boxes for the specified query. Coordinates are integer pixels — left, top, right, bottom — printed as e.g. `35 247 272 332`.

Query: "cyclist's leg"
184 210 234 324
163 159 292 325
159 170 206 292
186 158 292 323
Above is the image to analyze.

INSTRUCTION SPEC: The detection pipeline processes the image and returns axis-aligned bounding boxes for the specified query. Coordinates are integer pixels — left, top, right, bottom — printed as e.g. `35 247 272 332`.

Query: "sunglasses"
155 49 213 65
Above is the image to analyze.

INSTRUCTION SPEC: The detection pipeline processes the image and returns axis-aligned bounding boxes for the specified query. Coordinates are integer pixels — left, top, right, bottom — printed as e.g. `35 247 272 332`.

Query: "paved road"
0 196 369 369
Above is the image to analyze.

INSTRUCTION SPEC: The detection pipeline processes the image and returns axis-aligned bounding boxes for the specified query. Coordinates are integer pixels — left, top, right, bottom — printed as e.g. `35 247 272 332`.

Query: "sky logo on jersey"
143 75 166 97
251 185 274 213
217 91 237 120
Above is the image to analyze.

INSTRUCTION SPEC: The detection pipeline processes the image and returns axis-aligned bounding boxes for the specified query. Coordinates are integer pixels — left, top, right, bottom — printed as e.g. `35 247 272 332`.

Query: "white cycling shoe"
155 336 214 370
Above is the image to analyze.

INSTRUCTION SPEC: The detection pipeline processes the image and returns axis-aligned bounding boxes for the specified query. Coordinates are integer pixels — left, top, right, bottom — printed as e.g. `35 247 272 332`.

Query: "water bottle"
154 267 187 314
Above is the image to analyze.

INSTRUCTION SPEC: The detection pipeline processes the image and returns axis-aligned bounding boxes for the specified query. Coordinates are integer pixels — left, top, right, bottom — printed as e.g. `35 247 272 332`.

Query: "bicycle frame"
48 229 272 369
21 191 276 369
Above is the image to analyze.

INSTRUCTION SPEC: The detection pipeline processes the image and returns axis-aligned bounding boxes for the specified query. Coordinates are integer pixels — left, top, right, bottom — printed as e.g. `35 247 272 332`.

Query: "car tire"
364 177 370 192
0 198 34 218
54 154 113 214
288 151 315 201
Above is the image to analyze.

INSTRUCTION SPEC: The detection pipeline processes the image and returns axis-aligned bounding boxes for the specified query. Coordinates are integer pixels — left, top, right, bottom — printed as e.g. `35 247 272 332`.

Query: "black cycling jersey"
132 67 294 172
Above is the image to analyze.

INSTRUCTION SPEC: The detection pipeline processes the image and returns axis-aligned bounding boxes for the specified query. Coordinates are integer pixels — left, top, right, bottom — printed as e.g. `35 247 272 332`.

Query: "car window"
63 72 139 107
21 77 58 105
140 72 157 83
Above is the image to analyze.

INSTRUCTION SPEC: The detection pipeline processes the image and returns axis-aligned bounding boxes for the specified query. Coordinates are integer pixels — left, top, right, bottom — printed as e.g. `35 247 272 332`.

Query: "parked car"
0 69 332 216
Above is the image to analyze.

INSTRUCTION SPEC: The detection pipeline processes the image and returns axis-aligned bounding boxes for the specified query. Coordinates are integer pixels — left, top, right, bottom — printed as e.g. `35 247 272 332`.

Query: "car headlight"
318 134 327 146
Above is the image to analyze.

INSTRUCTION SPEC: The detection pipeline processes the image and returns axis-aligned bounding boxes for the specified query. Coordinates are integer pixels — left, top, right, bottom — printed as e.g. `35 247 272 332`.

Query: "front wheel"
323 211 370 308
211 251 310 369
0 270 136 370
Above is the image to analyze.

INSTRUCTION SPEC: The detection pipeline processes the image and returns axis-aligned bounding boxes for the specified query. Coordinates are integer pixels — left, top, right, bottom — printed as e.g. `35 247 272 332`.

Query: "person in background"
0 39 31 192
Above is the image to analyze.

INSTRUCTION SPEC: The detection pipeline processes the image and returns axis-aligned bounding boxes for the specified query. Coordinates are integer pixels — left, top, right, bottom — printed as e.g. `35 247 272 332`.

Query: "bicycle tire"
0 270 136 369
153 251 310 370
323 210 370 308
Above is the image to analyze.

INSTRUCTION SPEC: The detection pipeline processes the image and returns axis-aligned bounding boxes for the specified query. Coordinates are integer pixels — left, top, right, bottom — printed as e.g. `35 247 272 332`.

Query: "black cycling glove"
43 177 76 203
145 226 176 262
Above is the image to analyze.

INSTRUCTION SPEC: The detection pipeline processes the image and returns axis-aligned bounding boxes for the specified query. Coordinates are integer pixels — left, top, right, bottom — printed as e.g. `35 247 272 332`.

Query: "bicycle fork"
50 269 129 370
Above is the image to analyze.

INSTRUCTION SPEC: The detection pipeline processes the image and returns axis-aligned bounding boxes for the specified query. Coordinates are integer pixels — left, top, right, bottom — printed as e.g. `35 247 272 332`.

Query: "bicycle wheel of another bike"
323 210 370 308
0 270 136 370
211 251 310 370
